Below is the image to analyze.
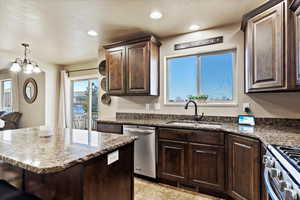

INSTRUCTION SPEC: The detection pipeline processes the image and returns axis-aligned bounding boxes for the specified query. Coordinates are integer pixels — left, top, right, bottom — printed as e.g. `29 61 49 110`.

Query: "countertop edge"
0 137 136 174
97 119 300 147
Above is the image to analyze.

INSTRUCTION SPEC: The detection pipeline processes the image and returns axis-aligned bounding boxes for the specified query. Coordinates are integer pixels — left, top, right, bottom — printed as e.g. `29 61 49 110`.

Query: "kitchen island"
0 127 136 200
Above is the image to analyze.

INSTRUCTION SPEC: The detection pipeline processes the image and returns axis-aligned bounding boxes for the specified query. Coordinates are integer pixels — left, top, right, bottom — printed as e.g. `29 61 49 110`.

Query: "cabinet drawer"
97 123 123 134
159 128 189 141
187 130 224 146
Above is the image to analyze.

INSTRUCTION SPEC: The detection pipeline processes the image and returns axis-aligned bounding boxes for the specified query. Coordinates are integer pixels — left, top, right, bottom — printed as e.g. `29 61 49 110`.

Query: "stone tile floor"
135 178 224 200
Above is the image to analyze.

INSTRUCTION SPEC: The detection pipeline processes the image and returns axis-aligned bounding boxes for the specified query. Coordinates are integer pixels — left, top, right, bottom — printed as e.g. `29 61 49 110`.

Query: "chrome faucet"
184 100 204 121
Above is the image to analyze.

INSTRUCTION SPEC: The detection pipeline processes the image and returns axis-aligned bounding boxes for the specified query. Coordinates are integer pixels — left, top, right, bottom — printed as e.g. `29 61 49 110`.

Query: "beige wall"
63 59 100 78
97 23 300 119
18 72 45 127
0 50 60 128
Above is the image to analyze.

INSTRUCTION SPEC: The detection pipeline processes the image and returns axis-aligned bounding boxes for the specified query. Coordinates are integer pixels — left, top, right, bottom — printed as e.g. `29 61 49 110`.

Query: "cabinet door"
245 2 285 92
295 8 300 87
158 140 188 182
188 143 225 192
227 135 260 200
106 47 126 95
126 41 150 94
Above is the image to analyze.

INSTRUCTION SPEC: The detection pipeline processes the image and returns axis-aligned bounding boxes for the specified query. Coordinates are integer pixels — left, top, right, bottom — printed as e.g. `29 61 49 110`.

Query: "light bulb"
10 62 21 72
26 63 34 71
23 69 32 74
33 66 41 73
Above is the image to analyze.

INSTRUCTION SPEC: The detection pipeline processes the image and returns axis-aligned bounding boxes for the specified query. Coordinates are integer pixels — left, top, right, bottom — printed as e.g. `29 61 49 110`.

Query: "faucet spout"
184 100 204 121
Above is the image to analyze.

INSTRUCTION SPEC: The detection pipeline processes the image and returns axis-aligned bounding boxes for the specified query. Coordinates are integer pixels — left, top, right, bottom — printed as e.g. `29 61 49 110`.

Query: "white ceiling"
0 0 265 65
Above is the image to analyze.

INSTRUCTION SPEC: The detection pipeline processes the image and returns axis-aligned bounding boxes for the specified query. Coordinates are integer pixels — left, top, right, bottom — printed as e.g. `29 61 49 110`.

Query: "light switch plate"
107 150 119 165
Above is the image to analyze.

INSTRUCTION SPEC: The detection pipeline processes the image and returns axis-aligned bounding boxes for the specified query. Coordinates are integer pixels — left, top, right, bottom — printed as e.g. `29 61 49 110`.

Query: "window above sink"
165 49 237 106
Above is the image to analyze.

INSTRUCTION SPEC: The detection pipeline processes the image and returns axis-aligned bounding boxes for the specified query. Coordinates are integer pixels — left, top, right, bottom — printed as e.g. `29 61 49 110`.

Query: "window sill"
164 102 238 107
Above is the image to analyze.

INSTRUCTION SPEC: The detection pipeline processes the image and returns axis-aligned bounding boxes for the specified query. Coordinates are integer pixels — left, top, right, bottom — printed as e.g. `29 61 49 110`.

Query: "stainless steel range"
264 145 300 200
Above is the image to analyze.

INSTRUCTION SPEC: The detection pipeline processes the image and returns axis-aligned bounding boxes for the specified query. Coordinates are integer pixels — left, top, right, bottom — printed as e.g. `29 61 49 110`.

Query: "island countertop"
0 127 136 174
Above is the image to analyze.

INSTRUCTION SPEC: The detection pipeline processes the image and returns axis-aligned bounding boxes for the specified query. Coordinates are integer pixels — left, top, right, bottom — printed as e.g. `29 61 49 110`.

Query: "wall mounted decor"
101 77 107 91
98 60 106 76
101 93 111 105
23 78 38 104
174 36 223 50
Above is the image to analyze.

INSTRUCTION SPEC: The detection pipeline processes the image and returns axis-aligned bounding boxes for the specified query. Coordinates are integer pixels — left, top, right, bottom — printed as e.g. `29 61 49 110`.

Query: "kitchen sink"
166 121 222 129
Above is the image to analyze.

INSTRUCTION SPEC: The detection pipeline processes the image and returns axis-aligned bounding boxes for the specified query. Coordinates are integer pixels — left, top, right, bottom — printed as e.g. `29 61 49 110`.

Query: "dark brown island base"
0 127 136 200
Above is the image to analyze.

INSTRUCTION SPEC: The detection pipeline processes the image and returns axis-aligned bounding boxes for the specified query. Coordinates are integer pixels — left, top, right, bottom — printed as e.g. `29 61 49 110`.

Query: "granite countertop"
97 118 300 147
0 127 136 174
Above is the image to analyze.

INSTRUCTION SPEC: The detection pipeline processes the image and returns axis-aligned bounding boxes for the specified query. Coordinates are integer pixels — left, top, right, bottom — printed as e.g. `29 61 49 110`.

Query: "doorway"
71 78 99 130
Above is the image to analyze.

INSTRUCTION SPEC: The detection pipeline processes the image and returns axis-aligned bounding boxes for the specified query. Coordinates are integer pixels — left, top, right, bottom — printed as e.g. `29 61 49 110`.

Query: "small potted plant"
187 94 209 104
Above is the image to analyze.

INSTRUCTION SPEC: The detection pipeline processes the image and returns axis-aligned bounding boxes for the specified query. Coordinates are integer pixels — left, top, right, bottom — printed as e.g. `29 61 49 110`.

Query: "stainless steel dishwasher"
123 125 156 179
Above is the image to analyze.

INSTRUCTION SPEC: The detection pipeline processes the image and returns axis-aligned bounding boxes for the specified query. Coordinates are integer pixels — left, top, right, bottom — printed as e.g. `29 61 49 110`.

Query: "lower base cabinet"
158 140 188 182
158 128 261 200
158 128 225 195
189 143 225 192
227 134 261 200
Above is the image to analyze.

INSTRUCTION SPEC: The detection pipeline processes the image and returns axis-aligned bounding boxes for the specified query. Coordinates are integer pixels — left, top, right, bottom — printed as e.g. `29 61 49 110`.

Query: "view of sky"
168 52 233 102
200 53 233 100
73 79 98 92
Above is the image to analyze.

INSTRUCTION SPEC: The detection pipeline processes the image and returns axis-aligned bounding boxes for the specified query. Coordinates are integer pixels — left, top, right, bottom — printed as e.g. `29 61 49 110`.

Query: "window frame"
0 79 13 112
164 49 237 107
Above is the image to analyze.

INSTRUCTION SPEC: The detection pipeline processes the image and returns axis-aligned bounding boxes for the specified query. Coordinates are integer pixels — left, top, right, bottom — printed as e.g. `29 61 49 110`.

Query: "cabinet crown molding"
103 35 161 49
241 0 286 31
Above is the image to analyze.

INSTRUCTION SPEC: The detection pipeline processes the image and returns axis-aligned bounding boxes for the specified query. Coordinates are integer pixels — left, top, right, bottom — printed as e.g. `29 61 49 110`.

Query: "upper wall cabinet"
242 0 300 93
291 0 300 87
103 35 161 96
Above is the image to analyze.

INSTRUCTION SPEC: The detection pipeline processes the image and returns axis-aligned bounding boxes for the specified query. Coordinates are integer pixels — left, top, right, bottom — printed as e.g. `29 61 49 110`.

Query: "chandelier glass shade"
10 43 41 74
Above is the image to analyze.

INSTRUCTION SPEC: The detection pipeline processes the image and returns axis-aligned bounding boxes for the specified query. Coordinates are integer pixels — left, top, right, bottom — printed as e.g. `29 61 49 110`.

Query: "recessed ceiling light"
87 30 98 36
189 25 200 31
150 11 162 19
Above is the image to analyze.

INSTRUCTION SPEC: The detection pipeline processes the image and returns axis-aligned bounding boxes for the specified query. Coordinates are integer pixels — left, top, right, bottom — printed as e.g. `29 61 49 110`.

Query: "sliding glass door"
71 78 99 130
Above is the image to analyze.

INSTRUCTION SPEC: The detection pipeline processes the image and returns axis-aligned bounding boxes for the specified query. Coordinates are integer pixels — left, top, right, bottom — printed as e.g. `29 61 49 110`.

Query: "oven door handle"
264 168 280 200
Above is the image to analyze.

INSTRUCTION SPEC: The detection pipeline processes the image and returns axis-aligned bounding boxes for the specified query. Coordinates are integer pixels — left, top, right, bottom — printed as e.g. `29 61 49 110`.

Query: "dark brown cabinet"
106 47 126 95
227 134 261 200
188 143 225 192
158 140 188 182
97 122 123 134
126 41 150 94
242 0 299 92
158 128 225 193
291 1 300 87
103 35 160 96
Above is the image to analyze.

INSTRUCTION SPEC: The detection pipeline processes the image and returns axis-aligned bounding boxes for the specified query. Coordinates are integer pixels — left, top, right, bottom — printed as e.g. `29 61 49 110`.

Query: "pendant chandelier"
10 43 41 74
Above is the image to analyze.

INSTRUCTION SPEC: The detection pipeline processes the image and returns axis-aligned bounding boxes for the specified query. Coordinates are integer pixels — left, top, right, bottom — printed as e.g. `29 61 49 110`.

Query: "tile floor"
134 178 224 200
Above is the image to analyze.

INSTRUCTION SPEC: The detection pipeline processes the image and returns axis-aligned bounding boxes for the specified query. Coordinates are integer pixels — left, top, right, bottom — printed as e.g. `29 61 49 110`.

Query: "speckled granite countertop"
0 127 136 174
97 118 300 147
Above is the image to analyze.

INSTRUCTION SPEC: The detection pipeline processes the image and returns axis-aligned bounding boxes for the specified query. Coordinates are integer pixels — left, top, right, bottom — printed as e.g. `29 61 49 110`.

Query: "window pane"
91 79 99 130
168 56 197 102
200 52 233 101
72 80 89 130
3 80 12 112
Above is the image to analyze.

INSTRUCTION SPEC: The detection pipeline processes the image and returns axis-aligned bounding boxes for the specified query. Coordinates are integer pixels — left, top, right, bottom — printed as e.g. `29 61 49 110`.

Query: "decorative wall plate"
101 77 107 91
101 93 111 105
98 60 106 76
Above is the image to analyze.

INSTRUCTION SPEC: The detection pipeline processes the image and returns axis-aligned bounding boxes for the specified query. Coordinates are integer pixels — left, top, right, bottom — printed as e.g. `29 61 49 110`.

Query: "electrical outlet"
145 104 150 111
243 103 251 113
154 103 160 110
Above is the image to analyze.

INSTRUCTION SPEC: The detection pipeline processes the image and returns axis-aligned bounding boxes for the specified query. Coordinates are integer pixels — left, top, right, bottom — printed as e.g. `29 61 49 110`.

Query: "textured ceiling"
0 0 265 65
